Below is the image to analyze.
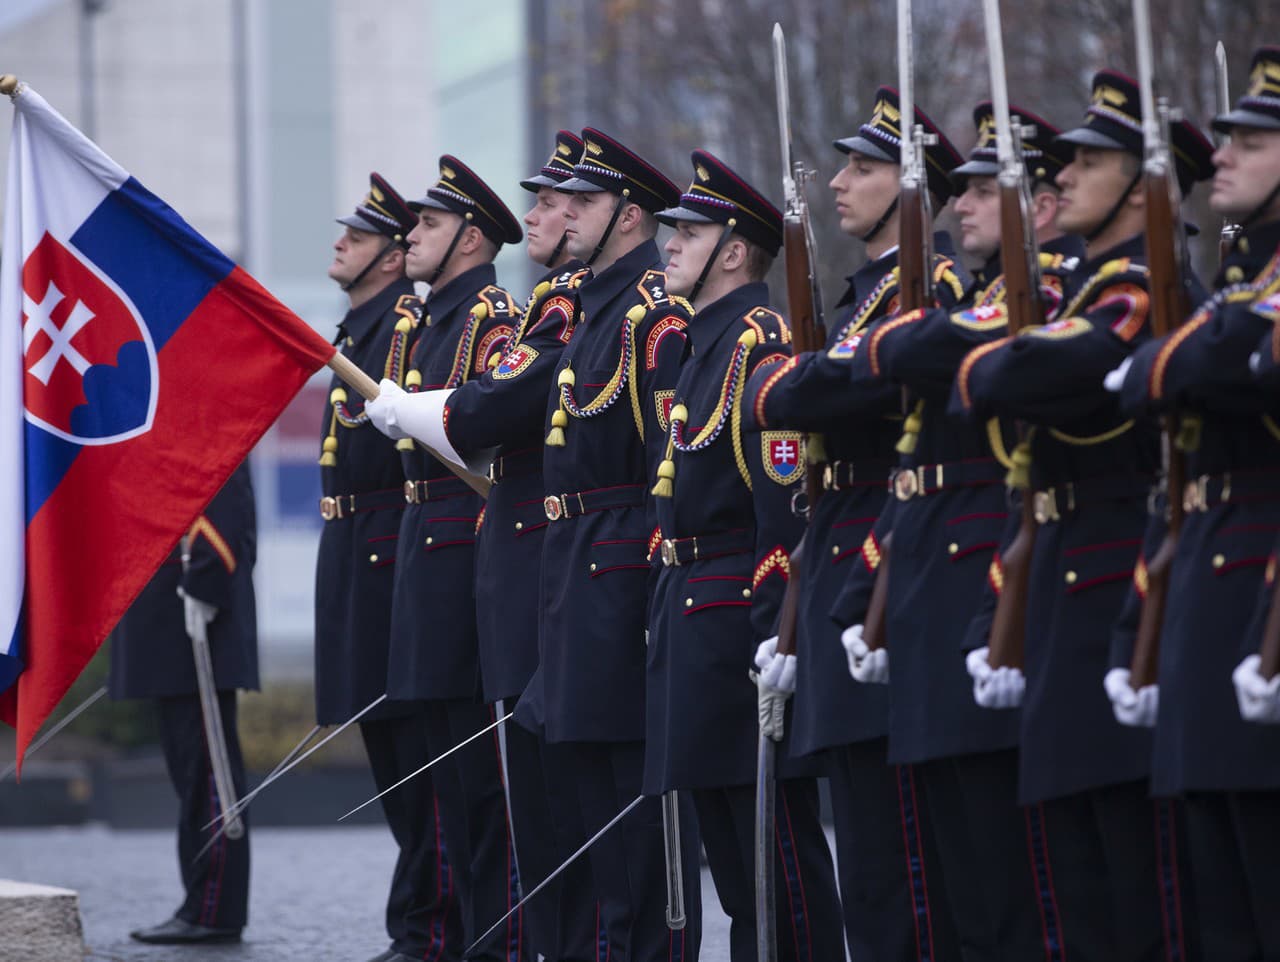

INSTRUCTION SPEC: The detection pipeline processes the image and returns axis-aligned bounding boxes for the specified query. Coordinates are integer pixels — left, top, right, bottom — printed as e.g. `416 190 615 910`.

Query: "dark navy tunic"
313 278 419 725
387 265 516 703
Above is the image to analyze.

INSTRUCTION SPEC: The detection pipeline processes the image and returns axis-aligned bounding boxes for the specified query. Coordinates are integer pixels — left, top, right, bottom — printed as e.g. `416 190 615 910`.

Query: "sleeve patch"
761 431 805 485
646 314 688 370
1038 274 1066 316
828 330 867 359
475 325 513 373
493 343 539 379
654 390 675 432
952 302 1008 332
1030 317 1092 340
1099 283 1150 342
536 294 577 343
753 547 792 589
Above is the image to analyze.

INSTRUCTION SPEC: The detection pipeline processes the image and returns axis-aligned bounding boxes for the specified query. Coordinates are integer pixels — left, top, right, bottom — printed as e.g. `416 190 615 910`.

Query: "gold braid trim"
986 418 1015 470
1262 414 1280 444
188 516 237 574
753 547 791 589
1047 420 1135 446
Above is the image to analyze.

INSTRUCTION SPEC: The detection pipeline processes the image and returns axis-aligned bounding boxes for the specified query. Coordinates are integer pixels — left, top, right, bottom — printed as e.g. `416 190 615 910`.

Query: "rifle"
1127 0 1193 688
757 25 826 962
861 0 933 654
982 0 1045 671
1215 43 1242 262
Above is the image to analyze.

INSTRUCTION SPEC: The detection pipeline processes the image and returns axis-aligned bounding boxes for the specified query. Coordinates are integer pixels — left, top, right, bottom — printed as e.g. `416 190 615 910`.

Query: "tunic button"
515 522 524 531
369 554 378 563
685 598 694 607
1064 570 1078 585
590 563 597 572
1225 265 1245 284
832 545 840 556
948 543 959 555
742 588 753 599
425 537 434 546
1213 554 1226 569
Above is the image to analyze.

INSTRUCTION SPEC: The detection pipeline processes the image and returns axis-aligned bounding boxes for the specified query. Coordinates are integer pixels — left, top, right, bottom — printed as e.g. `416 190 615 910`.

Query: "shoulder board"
549 266 591 292
932 255 965 301
1038 251 1080 277
473 285 518 320
633 268 694 314
741 306 791 347
393 293 424 327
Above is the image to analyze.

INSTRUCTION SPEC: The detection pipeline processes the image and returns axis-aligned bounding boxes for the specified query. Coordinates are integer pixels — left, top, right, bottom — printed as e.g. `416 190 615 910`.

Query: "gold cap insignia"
441 165 456 180
586 140 604 156
1094 84 1127 108
371 185 385 202
1249 59 1280 97
557 142 573 156
695 163 710 182
976 113 996 147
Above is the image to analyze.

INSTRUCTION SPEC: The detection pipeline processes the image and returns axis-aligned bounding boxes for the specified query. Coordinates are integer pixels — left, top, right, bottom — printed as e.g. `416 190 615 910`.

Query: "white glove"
177 587 218 645
1250 351 1263 375
364 378 409 441
968 647 1024 709
1103 356 1133 393
1233 654 1280 724
1103 667 1158 727
754 637 795 742
841 624 889 684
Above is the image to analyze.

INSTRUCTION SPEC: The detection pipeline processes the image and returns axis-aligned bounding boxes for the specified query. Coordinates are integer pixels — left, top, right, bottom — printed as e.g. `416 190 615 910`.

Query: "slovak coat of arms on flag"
761 431 805 485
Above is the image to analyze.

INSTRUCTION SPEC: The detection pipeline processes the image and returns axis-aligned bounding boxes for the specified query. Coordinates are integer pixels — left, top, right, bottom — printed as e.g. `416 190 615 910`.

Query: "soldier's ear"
721 237 748 272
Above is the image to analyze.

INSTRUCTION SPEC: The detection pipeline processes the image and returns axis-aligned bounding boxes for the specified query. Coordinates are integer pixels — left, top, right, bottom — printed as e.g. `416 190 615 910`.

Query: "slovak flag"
0 82 337 771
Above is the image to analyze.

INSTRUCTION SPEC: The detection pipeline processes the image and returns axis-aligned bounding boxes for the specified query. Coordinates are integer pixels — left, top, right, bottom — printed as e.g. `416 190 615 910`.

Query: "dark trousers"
826 739 959 962
361 713 463 960
1184 790 1280 962
423 698 523 962
504 718 599 961
1030 782 1197 962
918 749 1043 962
692 778 843 962
563 740 701 962
157 692 250 931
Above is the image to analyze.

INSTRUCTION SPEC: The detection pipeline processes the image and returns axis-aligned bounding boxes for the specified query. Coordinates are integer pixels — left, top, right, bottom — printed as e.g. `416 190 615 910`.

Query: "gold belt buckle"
543 495 564 521
319 496 338 521
403 480 416 504
660 538 677 566
893 467 920 501
1033 489 1058 524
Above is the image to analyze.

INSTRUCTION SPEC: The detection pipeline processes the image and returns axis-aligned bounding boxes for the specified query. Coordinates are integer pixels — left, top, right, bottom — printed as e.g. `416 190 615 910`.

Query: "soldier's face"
405 209 463 281
563 189 616 260
663 221 720 297
1054 147 1134 236
524 187 572 264
829 153 897 237
1210 127 1280 220
954 176 1001 260
328 227 383 287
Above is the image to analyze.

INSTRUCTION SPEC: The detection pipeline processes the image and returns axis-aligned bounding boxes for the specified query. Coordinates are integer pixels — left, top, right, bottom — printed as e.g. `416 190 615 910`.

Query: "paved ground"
1 824 735 961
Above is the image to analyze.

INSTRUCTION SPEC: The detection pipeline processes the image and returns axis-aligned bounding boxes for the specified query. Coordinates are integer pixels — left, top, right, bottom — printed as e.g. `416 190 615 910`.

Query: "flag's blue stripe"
24 421 82 523
69 176 235 353
0 608 25 697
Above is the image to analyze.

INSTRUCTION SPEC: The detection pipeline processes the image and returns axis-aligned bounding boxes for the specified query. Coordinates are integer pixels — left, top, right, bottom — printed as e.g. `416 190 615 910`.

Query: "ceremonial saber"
203 692 387 831
468 793 645 957
662 790 687 929
338 711 513 821
0 685 107 782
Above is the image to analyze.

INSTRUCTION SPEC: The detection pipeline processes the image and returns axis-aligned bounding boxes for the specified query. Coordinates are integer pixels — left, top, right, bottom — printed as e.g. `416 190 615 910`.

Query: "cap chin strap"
427 212 474 287
342 235 402 292
1085 168 1142 243
587 189 631 267
1241 176 1280 230
861 196 899 244
688 219 738 304
545 230 569 268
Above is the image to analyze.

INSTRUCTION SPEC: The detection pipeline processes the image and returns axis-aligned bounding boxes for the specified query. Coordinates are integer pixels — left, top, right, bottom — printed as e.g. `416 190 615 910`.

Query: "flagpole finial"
0 75 18 96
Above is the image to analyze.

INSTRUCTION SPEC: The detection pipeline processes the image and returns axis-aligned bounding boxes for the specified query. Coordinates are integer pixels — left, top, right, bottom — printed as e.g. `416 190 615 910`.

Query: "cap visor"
1055 127 1128 151
951 159 999 179
833 135 895 163
1212 108 1280 134
655 205 718 228
336 213 383 233
555 176 609 194
407 194 454 213
520 174 564 192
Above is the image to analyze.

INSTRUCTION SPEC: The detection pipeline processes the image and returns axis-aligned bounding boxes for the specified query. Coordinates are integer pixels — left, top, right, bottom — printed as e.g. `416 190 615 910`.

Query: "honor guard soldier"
318 173 461 962
745 88 966 962
958 73 1213 960
111 464 256 945
645 149 844 961
1116 46 1280 961
373 155 524 962
368 132 599 962
539 128 700 962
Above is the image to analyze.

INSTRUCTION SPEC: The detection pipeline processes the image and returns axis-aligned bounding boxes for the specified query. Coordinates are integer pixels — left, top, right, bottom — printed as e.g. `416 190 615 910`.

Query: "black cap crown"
521 130 585 192
556 127 681 213
952 101 1070 189
1214 46 1280 133
656 150 784 257
337 172 418 247
833 86 965 202
1057 70 1215 194
410 155 524 247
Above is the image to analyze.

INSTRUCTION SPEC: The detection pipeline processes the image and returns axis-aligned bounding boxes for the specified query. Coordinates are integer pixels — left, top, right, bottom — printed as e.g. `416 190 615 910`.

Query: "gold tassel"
895 399 926 455
405 370 422 390
546 367 575 447
1005 439 1033 490
651 403 686 498
330 386 347 406
319 435 338 467
1174 413 1202 453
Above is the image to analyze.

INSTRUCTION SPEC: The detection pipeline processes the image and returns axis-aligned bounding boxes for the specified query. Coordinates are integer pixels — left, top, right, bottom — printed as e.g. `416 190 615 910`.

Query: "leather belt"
487 448 542 484
822 459 897 492
1032 475 1152 524
1183 469 1280 513
319 487 404 521
403 476 473 504
544 484 645 521
892 459 1005 501
659 529 753 567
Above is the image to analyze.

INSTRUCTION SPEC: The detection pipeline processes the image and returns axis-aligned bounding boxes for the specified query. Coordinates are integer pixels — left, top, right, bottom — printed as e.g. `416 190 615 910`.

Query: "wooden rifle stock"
1128 163 1192 688
1257 570 1280 679
986 181 1043 670
782 217 826 520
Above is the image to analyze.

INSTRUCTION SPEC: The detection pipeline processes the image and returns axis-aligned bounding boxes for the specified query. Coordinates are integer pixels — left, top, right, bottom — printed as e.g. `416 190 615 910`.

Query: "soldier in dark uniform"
1114 47 1280 961
367 131 600 962
367 156 525 962
643 149 844 961
745 88 966 962
112 463 256 945
317 173 462 962
537 128 701 962
958 74 1214 960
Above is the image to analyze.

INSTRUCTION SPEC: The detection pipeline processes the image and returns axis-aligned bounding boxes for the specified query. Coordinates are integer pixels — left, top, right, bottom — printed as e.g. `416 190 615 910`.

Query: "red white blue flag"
0 82 336 771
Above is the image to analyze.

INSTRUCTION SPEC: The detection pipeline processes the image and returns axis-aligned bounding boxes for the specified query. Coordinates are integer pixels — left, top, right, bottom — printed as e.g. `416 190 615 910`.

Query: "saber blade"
0 685 107 782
